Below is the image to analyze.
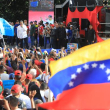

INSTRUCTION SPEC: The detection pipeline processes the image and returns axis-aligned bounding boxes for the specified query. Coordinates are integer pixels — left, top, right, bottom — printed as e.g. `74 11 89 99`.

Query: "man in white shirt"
17 20 28 49
0 31 3 47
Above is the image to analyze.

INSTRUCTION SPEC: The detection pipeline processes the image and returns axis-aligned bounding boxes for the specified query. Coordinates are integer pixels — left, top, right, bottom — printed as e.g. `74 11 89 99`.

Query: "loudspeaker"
71 18 79 28
57 17 63 22
81 19 90 30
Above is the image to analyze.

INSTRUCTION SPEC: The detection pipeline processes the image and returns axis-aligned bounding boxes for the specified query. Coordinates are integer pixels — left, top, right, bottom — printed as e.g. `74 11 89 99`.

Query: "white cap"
51 49 57 52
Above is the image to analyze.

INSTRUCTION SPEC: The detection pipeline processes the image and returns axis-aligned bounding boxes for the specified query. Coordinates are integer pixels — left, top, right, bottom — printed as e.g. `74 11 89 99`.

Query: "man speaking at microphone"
17 20 28 49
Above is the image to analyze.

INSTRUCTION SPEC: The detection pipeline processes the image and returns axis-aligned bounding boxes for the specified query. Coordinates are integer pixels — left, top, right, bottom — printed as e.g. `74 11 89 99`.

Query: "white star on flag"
76 68 82 74
91 63 98 68
100 64 106 70
108 76 110 81
83 64 89 70
71 74 77 79
68 81 74 87
106 68 110 75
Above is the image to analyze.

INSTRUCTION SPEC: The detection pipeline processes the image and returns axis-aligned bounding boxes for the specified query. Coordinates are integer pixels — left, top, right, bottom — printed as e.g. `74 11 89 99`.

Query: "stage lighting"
103 0 108 6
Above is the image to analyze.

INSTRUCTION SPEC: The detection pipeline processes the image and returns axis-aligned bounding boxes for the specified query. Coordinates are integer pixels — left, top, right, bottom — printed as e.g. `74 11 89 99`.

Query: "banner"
0 18 14 36
29 0 54 24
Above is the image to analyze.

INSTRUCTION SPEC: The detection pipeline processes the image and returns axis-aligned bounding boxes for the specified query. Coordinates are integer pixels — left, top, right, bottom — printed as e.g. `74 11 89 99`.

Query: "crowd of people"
0 44 77 110
0 19 85 49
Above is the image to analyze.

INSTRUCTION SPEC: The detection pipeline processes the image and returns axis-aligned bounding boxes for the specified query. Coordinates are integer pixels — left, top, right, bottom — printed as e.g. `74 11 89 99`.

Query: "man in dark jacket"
30 21 35 47
57 22 66 48
87 25 95 44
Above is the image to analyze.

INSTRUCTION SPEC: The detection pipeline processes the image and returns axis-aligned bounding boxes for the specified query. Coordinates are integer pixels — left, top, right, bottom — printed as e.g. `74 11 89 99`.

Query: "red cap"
51 24 54 27
26 74 32 80
11 84 24 93
49 58 54 61
15 70 22 76
35 60 43 66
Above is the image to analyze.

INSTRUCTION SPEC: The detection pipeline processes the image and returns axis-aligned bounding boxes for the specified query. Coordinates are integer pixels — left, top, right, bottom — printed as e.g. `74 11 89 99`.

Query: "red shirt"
39 25 43 35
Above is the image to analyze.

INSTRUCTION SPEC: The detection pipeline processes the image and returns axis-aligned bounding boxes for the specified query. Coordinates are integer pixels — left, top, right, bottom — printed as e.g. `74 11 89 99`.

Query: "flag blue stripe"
49 59 110 98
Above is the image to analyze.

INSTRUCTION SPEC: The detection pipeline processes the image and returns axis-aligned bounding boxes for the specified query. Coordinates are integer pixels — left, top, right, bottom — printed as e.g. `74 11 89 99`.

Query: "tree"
0 0 66 23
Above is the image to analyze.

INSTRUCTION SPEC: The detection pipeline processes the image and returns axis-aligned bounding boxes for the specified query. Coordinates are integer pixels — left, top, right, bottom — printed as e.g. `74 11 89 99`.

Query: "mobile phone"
0 100 5 105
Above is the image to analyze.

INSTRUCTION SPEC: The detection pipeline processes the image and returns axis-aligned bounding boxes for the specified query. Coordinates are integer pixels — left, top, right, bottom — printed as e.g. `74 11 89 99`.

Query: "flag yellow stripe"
50 39 110 77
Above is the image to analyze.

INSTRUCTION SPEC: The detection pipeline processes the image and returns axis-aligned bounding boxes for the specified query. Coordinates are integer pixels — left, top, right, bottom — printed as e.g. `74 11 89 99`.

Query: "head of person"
25 74 33 85
40 20 43 25
0 65 4 73
89 25 93 30
51 24 54 29
16 20 19 24
40 82 48 90
3 89 11 98
35 99 43 110
45 22 49 26
29 84 43 101
70 25 73 30
20 20 23 26
38 23 41 27
11 84 24 97
11 61 17 71
9 73 15 80
34 20 37 25
30 21 33 25
9 96 19 109
60 22 63 28
14 70 22 81
24 20 27 25
48 15 52 20
29 69 37 79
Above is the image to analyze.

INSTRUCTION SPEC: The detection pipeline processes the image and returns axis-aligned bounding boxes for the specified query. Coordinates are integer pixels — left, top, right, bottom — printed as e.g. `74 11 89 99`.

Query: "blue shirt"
68 29 72 39
14 24 20 35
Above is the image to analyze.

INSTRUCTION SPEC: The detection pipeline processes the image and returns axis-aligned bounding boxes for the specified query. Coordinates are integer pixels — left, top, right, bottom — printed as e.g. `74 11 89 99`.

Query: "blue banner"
30 1 38 7
3 80 15 89
0 18 14 36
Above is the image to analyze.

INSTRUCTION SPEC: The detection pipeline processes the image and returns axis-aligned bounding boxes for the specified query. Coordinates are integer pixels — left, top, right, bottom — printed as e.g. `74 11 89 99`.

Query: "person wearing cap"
17 20 28 49
3 89 11 98
50 24 56 48
57 22 66 48
14 70 22 81
23 74 33 94
6 84 27 109
13 81 32 109
30 21 36 47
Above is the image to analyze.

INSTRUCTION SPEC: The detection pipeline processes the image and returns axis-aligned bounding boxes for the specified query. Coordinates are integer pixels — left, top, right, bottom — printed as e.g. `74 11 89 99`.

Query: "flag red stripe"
39 83 110 110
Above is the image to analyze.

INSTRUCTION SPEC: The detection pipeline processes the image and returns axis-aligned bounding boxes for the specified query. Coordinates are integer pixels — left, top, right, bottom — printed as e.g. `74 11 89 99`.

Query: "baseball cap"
34 60 43 66
11 84 24 93
51 24 54 27
15 70 22 76
9 73 15 79
30 21 33 23
3 89 11 97
45 22 49 24
26 74 32 80
51 49 57 52
34 20 37 22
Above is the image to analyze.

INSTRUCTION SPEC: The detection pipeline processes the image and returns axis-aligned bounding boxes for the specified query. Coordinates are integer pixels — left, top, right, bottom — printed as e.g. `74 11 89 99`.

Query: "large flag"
0 18 14 36
39 39 110 109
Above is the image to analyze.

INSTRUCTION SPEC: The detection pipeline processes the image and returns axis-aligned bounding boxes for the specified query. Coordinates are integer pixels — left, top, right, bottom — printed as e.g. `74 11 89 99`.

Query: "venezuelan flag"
39 39 110 109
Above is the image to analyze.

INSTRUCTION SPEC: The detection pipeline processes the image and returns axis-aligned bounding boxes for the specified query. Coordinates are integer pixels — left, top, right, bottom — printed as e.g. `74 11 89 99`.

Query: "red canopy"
66 6 104 42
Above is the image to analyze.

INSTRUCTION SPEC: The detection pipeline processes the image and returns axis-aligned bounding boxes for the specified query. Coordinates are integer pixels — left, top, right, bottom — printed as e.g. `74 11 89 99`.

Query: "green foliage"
0 0 66 23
